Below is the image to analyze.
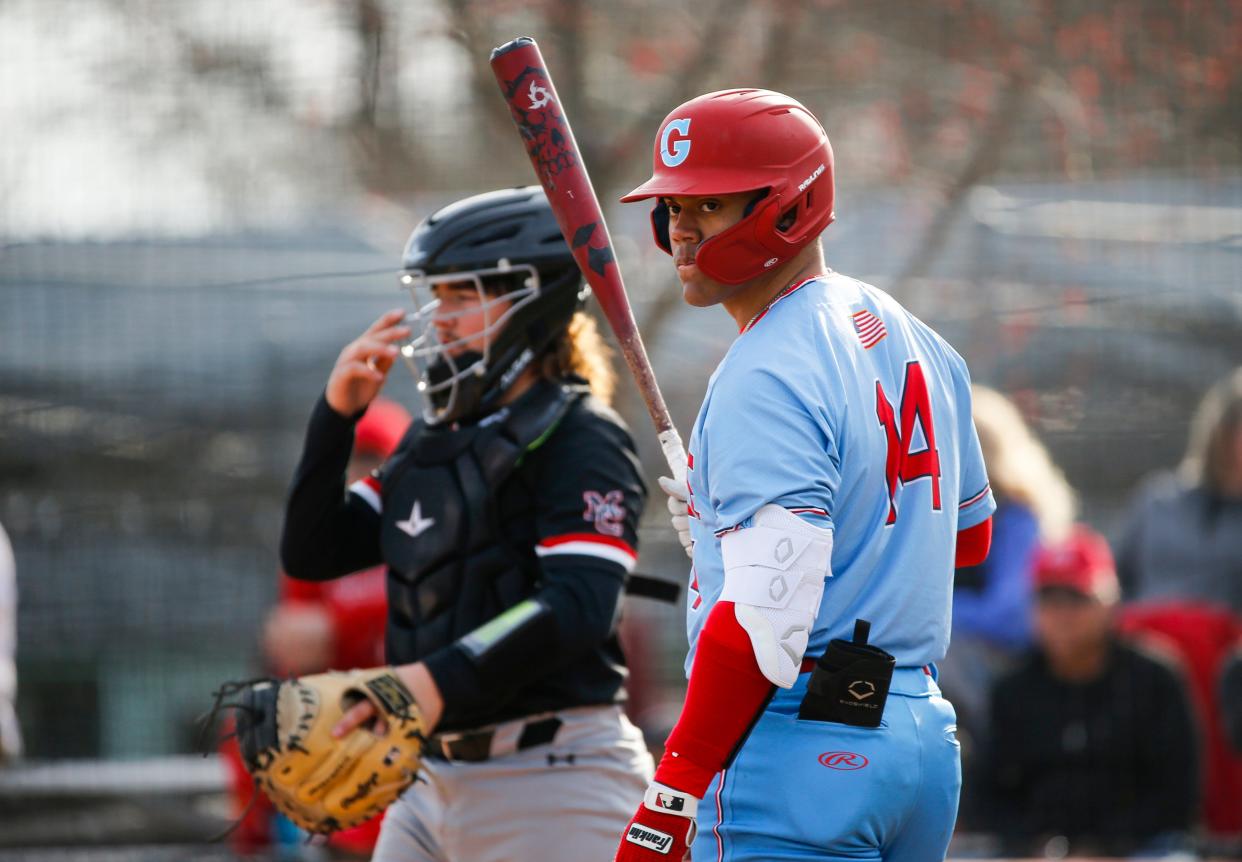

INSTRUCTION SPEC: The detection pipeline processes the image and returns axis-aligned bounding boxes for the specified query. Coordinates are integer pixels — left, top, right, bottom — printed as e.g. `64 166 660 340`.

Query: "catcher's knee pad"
720 504 833 688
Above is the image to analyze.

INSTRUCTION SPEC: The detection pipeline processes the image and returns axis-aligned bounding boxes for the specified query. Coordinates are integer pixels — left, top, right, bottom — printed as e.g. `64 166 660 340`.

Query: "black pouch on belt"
797 619 896 727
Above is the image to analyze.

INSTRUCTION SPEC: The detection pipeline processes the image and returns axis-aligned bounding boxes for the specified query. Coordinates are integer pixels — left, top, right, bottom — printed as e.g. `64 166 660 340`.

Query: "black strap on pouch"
797 619 896 728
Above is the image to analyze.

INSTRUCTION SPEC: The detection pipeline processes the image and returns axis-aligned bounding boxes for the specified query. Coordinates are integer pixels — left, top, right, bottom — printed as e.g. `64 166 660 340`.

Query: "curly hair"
540 311 617 406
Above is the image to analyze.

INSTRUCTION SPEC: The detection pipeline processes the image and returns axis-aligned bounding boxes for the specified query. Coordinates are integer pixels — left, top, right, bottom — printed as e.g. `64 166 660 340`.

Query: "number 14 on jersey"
876 361 942 525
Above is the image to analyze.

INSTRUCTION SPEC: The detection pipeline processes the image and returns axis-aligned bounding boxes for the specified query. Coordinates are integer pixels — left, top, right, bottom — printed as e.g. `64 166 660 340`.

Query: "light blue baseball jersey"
683 272 994 673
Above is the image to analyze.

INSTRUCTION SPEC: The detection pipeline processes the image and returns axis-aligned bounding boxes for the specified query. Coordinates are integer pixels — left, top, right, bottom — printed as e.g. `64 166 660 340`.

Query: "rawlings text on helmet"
798 163 826 193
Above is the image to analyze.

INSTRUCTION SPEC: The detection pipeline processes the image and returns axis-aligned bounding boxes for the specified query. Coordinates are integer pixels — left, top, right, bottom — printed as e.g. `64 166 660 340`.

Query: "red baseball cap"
354 397 412 458
1033 525 1120 604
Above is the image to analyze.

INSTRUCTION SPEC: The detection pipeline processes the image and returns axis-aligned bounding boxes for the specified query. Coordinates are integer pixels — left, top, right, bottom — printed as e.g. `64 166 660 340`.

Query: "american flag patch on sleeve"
851 308 888 349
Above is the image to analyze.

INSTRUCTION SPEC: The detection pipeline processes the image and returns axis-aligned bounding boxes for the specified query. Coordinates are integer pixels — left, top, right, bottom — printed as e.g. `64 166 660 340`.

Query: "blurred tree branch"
886 0 1063 294
890 62 1039 293
600 0 754 188
442 0 525 145
347 0 427 195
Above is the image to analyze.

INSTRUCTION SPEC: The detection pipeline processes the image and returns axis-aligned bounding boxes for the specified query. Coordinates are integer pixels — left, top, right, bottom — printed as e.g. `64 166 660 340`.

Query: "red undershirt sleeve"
654 600 775 798
955 516 993 568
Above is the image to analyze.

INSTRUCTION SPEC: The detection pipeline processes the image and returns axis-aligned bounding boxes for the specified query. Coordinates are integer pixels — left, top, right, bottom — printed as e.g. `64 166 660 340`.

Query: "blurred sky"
1 0 468 237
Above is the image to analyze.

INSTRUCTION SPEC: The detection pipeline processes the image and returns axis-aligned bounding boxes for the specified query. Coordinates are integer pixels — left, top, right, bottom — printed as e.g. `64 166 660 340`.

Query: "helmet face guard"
622 89 835 285
399 263 540 425
397 186 584 426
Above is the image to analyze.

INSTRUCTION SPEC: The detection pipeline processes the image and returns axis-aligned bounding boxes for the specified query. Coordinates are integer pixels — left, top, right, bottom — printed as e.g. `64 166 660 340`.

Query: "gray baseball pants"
372 704 653 862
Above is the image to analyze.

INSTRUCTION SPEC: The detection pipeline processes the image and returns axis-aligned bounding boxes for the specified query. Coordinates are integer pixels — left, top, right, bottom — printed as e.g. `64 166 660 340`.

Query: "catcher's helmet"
399 186 585 425
621 89 835 285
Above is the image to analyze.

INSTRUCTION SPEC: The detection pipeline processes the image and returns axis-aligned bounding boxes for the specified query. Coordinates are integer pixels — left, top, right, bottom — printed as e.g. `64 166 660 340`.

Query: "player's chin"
678 267 719 307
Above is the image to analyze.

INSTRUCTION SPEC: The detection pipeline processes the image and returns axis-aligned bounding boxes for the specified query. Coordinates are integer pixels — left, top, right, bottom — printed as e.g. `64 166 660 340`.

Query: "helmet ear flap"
695 195 783 285
650 200 672 255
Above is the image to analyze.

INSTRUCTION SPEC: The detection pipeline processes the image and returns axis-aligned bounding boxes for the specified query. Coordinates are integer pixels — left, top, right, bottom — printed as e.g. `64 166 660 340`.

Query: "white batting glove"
657 476 693 559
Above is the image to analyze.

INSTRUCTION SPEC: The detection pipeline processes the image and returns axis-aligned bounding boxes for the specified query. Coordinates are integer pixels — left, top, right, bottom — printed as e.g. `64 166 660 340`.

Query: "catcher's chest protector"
380 380 582 663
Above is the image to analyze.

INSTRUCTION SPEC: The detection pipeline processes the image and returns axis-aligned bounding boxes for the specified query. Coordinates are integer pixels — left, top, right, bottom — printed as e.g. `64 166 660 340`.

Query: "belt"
799 658 931 675
425 715 563 763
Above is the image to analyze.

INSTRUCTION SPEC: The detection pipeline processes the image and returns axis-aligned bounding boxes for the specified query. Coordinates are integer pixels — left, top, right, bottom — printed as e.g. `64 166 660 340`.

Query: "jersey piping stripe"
714 507 829 538
349 477 383 514
712 766 728 862
535 534 638 571
958 483 991 509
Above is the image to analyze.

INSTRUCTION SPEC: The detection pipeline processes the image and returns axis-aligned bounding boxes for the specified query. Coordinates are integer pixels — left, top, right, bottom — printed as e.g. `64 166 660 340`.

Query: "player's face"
663 192 756 306
1034 589 1112 664
431 281 512 357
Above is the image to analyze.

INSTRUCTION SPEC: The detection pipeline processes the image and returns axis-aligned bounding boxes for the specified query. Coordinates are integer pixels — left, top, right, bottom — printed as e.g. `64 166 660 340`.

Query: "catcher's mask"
398 186 586 426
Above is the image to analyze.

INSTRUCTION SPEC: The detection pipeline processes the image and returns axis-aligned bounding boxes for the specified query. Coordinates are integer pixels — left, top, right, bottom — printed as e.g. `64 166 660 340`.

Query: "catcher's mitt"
216 667 426 835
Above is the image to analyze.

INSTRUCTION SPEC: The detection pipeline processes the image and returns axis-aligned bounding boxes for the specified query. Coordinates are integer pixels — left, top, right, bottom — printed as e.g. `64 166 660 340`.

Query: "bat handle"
658 428 689 484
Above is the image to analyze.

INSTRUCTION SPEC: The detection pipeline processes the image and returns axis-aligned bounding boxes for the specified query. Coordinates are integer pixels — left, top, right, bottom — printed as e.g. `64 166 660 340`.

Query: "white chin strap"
720 504 833 688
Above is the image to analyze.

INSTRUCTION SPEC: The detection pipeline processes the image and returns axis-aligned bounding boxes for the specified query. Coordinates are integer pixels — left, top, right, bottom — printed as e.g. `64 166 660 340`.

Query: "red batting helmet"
621 88 835 285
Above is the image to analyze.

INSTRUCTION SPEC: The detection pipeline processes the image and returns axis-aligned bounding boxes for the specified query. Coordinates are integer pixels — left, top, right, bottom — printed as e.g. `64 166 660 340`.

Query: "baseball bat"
489 36 687 479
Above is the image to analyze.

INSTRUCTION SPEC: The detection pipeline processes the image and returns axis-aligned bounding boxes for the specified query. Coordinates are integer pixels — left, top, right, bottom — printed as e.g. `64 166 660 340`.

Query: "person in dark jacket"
984 525 1199 858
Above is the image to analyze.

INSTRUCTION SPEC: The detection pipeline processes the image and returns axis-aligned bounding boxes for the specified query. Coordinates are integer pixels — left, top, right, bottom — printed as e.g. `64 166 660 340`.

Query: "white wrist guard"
643 781 698 819
720 504 833 688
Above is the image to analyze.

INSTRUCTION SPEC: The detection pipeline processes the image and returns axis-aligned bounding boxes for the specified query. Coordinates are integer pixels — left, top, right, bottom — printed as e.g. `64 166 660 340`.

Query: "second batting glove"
658 476 693 559
615 782 697 861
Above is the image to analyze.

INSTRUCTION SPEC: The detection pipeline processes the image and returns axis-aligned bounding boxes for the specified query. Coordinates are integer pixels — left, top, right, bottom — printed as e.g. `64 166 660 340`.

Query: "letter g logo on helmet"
660 118 692 167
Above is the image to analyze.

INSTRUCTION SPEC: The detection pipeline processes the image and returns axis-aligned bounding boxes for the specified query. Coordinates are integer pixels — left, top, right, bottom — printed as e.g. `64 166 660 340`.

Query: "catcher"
242 186 653 861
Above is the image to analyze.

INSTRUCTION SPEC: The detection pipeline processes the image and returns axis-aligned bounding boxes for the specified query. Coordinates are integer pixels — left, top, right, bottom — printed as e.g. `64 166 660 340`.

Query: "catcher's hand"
221 667 426 835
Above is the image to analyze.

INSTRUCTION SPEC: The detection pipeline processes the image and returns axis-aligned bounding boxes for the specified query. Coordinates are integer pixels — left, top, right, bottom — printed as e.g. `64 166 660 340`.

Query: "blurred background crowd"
1 0 1240 859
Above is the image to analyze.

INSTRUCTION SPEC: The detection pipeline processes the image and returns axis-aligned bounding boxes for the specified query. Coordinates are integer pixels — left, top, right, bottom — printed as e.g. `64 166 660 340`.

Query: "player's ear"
651 201 672 253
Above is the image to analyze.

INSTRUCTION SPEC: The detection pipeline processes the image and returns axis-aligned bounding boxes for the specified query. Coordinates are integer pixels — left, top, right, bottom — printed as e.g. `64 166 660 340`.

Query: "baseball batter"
615 90 996 861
